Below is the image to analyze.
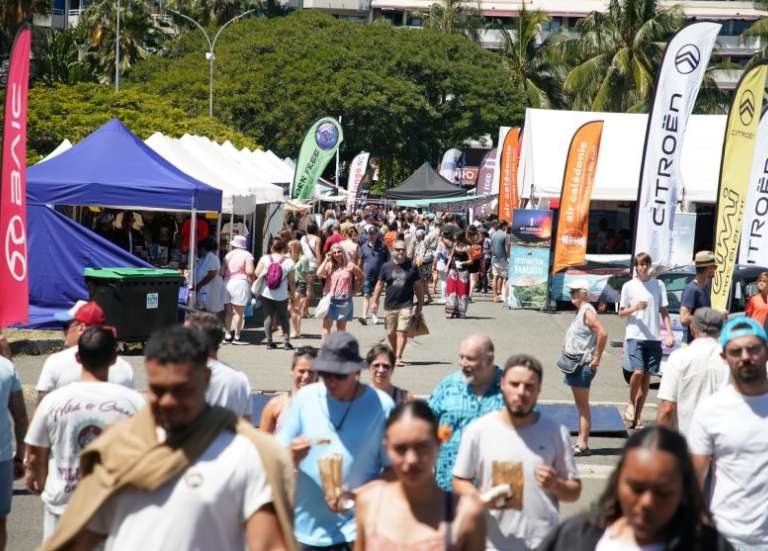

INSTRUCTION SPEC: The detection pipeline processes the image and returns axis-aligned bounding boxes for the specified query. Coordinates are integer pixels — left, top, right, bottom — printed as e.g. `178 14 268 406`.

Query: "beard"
733 362 764 385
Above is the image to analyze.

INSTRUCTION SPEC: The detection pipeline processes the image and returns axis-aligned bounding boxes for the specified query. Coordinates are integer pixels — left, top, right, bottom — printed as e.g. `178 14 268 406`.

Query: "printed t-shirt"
378 259 421 310
206 359 251 418
318 262 356 300
687 385 768 547
453 412 579 551
276 382 394 547
36 347 134 393
619 278 668 341
24 382 145 514
88 431 272 551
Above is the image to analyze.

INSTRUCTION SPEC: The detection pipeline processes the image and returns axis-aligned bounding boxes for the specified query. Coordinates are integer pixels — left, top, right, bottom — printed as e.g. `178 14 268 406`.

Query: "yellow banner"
712 64 768 310
552 121 604 274
498 128 521 223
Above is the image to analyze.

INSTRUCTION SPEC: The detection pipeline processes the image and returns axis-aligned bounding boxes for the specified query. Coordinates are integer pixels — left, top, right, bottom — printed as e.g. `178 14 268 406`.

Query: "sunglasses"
370 362 392 370
393 248 405 252
318 371 351 381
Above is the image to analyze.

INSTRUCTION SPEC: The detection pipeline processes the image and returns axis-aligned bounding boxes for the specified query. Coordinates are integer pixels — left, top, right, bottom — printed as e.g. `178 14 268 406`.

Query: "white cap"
566 279 591 291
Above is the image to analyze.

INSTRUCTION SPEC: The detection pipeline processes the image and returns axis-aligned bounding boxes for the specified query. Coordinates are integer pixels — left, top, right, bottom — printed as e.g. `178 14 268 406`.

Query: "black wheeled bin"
84 268 185 342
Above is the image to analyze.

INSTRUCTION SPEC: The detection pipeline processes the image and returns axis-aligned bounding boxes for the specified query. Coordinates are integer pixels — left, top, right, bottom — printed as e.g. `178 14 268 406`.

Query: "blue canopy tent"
25 119 222 327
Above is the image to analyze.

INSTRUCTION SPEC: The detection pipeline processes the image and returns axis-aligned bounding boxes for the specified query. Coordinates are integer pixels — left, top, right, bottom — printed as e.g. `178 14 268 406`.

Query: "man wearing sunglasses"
371 240 424 368
35 301 134 405
277 332 394 551
689 317 768 550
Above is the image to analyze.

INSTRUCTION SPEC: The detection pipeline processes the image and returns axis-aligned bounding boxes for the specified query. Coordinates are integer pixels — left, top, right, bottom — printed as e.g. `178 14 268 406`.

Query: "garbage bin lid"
84 267 183 279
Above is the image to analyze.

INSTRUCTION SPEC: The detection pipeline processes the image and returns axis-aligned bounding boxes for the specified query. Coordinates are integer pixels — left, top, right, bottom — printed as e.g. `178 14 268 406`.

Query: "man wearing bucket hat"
689 317 768 550
36 301 134 403
680 250 717 344
277 332 394 550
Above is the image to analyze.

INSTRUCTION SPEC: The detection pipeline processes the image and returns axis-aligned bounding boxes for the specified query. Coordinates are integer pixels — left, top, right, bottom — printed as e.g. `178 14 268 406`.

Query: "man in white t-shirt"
184 311 251 421
55 325 292 551
619 252 674 429
656 308 729 439
25 327 144 541
36 301 134 404
453 354 581 551
689 317 768 550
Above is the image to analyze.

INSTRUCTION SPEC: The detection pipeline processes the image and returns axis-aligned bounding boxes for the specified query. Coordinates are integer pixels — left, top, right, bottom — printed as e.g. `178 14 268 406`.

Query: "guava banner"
552 121 603 274
346 151 369 211
473 148 497 218
0 25 31 327
712 64 768 311
634 22 720 266
739 112 768 266
498 128 521 223
291 117 344 200
508 209 552 310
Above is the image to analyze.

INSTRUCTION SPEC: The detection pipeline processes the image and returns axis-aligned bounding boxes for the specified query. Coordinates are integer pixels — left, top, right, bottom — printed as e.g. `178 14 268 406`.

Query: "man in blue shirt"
680 250 717 343
358 226 390 325
427 332 503 491
277 332 394 550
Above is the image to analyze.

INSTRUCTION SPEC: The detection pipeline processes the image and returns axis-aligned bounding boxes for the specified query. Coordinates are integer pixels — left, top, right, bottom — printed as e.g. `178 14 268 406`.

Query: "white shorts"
492 260 509 278
226 278 252 306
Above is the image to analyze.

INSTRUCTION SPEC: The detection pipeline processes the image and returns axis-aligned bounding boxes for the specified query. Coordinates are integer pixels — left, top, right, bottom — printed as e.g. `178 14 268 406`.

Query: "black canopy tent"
385 162 467 200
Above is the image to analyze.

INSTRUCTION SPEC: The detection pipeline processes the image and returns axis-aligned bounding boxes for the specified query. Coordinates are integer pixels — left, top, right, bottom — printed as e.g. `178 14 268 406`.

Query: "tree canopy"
126 12 525 184
23 83 259 163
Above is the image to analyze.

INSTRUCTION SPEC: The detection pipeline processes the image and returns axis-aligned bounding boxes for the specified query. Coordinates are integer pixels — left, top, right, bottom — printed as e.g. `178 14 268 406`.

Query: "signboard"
508 209 552 309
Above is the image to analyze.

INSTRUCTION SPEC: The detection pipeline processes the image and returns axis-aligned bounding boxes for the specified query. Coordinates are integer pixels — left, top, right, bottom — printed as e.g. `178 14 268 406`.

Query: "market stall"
386 162 467 200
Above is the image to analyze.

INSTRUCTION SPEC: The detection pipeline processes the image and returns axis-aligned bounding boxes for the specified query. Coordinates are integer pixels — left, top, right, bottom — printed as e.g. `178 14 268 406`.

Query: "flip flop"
395 359 406 368
572 446 592 457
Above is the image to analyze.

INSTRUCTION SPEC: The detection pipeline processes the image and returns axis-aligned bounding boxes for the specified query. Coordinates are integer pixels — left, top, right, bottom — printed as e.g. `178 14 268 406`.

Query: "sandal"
395 359 406 368
572 445 592 457
623 404 635 426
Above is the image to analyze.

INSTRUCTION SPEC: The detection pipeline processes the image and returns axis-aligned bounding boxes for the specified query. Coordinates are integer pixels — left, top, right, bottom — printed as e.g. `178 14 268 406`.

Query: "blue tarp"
27 119 222 211
26 205 152 328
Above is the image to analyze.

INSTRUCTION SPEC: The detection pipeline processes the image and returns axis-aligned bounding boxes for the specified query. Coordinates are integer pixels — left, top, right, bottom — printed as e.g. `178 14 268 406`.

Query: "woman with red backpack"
254 239 296 350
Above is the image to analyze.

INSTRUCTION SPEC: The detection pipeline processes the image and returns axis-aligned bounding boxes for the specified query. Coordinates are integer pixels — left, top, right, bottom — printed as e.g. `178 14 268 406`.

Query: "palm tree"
1 0 47 57
564 0 683 112
496 6 567 109
77 0 167 84
164 0 265 26
34 28 95 85
420 0 484 42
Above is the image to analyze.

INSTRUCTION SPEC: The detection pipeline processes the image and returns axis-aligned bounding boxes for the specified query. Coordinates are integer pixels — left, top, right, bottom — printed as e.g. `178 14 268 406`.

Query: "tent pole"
189 209 197 308
215 213 222 252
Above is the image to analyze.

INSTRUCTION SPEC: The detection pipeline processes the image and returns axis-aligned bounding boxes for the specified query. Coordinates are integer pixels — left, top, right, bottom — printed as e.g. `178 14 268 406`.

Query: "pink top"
318 262 355 300
223 249 254 281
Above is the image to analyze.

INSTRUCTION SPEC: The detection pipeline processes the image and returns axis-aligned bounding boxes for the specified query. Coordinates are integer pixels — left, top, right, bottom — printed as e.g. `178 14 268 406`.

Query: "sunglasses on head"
318 371 350 381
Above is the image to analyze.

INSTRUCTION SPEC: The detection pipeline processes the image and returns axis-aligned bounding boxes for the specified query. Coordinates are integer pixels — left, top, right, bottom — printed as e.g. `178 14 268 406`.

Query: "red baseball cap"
54 300 106 326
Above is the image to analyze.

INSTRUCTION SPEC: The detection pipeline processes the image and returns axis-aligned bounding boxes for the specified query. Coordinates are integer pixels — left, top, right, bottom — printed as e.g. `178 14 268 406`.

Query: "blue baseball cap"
720 317 768 349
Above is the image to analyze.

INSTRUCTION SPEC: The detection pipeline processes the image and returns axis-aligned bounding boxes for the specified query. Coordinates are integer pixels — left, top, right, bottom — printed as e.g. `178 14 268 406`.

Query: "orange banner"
552 121 604 274
498 128 521 223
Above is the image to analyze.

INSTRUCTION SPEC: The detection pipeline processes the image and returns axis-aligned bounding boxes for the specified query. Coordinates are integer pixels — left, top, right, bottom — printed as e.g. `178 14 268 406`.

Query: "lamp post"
166 8 256 117
115 0 120 92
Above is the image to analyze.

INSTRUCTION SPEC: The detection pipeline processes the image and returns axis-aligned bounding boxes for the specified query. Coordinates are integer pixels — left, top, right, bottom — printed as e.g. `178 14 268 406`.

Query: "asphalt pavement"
8 293 657 549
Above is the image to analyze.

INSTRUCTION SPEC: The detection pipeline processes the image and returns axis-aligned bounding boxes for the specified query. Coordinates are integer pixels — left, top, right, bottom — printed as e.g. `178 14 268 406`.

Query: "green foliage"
163 0 288 26
33 28 96 86
420 0 485 43
0 0 46 57
23 83 259 163
127 12 524 185
564 0 683 112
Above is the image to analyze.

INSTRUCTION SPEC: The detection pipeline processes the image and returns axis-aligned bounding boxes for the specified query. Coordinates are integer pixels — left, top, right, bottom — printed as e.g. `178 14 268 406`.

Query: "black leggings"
262 297 290 343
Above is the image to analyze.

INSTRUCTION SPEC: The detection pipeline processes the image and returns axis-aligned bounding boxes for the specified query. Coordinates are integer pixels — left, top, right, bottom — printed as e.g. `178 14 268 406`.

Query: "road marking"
576 463 615 479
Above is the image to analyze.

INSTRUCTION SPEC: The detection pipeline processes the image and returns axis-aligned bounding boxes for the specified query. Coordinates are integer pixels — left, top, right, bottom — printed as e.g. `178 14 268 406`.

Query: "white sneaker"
371 313 380 325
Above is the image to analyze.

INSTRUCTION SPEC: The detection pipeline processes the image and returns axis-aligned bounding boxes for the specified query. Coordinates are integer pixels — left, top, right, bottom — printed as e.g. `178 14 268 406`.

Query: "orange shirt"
746 293 768 328
383 231 397 250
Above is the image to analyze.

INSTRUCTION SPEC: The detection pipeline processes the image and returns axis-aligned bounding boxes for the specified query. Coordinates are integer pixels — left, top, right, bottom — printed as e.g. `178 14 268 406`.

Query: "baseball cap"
54 300 106 326
365 225 377 233
692 308 724 335
720 317 767 349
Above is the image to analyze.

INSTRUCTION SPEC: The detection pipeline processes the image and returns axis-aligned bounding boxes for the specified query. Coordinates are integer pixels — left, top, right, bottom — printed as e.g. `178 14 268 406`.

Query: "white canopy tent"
518 108 727 204
41 139 72 162
145 133 258 215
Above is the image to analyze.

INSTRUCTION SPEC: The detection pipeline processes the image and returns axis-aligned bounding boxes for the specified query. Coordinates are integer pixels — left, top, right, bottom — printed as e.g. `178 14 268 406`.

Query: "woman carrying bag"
558 279 607 456
316 243 364 344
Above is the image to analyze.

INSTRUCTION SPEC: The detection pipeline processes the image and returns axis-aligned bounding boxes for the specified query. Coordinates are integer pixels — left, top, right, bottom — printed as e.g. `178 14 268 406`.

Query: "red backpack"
265 256 285 290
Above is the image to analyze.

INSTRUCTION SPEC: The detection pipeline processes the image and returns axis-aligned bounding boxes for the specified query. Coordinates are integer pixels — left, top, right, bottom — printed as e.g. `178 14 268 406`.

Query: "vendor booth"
26 119 222 327
386 162 467 200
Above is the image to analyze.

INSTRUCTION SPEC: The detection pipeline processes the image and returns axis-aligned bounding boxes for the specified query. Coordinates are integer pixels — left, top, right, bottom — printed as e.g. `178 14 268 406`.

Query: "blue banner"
508 209 552 309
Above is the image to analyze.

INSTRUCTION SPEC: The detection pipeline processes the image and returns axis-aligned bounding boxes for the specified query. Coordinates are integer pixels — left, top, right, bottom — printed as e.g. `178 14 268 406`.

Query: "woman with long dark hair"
445 233 472 319
537 427 734 551
355 400 486 550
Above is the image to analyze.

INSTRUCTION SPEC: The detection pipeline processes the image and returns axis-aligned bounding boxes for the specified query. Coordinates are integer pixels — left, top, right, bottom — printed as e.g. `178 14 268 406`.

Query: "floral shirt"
427 367 504 490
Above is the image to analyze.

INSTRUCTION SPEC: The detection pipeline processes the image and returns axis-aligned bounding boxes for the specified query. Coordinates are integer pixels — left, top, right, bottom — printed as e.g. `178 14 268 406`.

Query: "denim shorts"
0 460 12 517
296 281 308 296
564 364 596 389
326 297 353 321
363 274 378 297
625 339 662 373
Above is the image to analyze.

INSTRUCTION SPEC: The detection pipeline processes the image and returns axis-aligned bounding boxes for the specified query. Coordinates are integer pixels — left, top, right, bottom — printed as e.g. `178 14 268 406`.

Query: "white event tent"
519 108 726 204
41 139 72 162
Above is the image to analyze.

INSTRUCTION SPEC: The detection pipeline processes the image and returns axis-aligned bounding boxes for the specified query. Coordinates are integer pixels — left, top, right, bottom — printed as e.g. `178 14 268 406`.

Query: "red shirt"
746 293 768 328
180 218 209 253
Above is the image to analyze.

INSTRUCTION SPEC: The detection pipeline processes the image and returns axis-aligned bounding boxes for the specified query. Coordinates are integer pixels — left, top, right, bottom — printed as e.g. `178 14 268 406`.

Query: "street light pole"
115 0 121 92
166 8 255 117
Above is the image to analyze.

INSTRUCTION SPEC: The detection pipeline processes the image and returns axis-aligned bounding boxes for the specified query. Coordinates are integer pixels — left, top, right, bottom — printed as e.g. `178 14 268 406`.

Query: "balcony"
716 34 762 55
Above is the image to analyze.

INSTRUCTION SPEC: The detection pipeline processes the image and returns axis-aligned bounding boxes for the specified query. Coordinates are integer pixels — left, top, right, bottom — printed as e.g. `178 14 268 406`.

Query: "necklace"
324 381 359 432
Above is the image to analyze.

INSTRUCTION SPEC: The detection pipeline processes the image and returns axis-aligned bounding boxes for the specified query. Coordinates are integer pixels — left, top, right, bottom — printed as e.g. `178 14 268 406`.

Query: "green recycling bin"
84 268 185 342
